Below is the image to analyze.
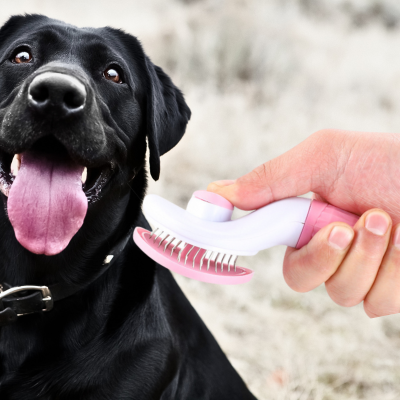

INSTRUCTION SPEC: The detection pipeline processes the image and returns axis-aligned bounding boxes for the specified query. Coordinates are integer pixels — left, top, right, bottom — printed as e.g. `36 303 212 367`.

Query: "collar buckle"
0 285 53 314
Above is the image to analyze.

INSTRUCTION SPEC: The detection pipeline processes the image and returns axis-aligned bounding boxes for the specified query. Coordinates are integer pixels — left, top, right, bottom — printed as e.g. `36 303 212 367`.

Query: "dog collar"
0 226 134 327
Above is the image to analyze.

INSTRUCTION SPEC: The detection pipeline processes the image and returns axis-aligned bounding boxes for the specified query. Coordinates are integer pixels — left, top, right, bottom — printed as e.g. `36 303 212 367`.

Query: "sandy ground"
1 1 400 398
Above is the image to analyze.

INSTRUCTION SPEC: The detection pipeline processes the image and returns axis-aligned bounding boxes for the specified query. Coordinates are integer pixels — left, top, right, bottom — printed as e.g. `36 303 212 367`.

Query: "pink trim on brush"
296 200 359 249
134 227 253 285
195 190 234 210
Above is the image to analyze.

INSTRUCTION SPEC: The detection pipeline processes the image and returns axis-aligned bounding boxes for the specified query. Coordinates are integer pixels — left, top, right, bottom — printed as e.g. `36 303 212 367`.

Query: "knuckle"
249 164 269 186
351 244 384 264
283 244 333 293
326 282 363 307
336 297 362 307
387 246 400 268
283 277 307 293
363 302 383 319
364 299 400 318
333 296 362 307
282 265 306 292
282 257 312 293
241 162 278 202
246 161 280 188
308 237 338 273
351 227 388 262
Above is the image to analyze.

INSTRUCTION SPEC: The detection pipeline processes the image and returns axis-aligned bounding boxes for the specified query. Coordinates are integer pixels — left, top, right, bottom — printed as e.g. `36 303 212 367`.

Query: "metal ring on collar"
0 285 53 313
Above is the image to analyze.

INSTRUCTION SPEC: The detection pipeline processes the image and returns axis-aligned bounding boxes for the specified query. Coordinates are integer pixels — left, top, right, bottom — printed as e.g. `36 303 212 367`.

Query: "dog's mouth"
0 137 113 256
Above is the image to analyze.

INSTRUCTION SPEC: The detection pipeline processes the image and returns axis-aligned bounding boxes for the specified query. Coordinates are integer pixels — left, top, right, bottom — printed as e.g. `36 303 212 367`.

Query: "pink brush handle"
296 200 359 249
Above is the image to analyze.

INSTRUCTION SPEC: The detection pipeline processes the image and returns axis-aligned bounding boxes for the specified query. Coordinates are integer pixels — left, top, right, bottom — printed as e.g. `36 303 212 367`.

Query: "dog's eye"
13 50 33 64
104 68 123 84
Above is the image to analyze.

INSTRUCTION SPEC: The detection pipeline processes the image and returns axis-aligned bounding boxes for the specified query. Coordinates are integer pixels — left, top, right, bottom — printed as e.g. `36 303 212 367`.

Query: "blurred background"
2 0 400 398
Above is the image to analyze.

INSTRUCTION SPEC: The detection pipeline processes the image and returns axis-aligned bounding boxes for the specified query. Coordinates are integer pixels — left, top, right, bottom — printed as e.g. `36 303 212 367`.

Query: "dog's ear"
145 57 191 180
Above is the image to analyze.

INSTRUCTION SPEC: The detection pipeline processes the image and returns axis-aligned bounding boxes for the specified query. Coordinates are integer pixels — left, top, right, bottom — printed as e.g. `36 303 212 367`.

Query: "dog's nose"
28 72 86 117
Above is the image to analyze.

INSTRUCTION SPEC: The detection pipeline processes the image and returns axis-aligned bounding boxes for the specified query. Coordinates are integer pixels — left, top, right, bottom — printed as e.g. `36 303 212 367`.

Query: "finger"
283 223 354 292
207 129 354 210
363 224 400 317
325 209 392 307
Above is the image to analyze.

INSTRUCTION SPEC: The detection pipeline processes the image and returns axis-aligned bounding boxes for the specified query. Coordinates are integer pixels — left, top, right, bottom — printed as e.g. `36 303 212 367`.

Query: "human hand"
208 129 400 318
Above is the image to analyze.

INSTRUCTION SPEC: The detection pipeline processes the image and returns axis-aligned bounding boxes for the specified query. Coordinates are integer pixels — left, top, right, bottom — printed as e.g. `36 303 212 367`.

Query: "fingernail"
328 226 354 250
365 212 390 236
210 180 236 187
394 227 400 249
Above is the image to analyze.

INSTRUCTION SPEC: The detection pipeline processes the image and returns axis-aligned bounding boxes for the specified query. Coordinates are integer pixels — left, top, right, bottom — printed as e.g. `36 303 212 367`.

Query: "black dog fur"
0 15 257 399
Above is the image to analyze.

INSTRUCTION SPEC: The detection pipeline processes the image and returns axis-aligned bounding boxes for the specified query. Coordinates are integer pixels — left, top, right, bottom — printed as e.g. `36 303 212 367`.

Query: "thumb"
207 130 348 210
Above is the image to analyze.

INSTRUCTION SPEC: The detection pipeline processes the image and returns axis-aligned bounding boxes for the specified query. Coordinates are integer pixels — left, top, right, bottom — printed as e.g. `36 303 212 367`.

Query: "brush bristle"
134 227 253 285
150 227 238 272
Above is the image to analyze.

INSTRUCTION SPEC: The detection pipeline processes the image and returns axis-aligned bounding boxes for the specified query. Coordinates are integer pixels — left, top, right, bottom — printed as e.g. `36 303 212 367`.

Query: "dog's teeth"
81 167 87 184
10 154 21 177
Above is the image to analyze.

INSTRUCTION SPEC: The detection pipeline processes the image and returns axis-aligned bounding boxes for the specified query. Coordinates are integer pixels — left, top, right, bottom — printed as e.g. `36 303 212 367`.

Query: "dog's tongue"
8 152 87 256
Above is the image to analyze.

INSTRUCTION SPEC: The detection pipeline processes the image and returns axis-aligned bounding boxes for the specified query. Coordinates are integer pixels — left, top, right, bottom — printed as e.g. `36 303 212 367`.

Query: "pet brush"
133 191 359 285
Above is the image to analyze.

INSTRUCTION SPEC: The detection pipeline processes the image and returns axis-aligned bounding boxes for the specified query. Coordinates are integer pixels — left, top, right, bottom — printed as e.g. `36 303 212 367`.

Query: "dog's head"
0 15 190 257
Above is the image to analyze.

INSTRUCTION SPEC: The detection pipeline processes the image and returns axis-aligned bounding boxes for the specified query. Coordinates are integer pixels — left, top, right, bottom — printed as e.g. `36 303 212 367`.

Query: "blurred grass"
1 0 400 398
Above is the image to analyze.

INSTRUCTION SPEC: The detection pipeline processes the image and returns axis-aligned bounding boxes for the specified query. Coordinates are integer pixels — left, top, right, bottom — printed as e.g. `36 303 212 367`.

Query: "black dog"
0 15 256 399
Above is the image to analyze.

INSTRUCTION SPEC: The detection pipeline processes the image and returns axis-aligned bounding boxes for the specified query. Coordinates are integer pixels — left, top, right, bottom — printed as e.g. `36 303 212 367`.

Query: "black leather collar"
0 226 134 327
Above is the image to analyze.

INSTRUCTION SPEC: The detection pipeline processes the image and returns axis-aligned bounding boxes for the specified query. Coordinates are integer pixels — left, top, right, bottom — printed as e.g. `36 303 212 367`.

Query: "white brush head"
142 192 311 255
134 190 311 285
